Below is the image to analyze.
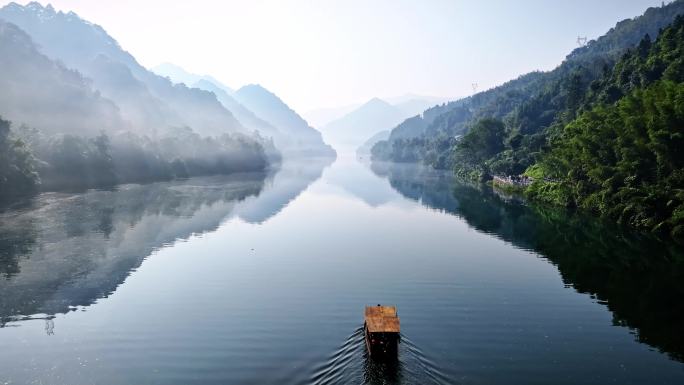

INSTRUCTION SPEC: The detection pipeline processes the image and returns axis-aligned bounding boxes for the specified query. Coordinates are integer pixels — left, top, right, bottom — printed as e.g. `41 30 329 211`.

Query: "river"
0 156 682 385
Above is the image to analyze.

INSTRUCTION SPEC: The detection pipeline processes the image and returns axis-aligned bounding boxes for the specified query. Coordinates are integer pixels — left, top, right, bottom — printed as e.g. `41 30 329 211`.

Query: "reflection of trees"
372 162 684 362
0 158 332 327
0 211 38 279
233 157 334 224
0 172 266 325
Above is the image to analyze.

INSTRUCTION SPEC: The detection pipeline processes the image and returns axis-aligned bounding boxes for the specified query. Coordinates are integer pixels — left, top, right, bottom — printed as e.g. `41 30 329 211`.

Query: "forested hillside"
0 20 126 136
371 0 684 173
233 85 336 156
0 8 273 200
0 2 245 137
369 0 684 238
526 16 684 238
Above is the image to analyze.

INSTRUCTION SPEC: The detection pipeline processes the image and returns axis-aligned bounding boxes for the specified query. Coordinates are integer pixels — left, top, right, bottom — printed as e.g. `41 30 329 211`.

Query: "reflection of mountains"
371 162 684 362
0 158 331 324
233 158 334 223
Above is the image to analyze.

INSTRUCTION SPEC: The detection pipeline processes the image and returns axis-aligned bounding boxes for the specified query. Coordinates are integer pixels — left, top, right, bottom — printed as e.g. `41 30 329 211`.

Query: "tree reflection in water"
371 161 684 363
0 158 333 327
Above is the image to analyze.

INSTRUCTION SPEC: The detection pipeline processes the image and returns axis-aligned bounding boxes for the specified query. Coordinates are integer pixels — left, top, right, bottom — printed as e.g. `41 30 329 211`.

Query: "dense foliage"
452 119 506 181
0 117 38 201
439 15 684 237
528 16 684 237
1 118 271 196
504 17 684 238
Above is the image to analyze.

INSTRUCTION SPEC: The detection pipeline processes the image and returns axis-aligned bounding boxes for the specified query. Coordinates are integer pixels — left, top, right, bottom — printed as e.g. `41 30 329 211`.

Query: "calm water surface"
1 156 683 384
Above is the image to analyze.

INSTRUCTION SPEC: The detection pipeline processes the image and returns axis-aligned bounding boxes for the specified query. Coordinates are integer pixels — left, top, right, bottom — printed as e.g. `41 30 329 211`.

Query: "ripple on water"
294 327 455 385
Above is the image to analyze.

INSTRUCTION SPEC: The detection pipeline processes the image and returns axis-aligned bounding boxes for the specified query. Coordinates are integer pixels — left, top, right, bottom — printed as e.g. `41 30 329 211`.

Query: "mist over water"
0 156 683 385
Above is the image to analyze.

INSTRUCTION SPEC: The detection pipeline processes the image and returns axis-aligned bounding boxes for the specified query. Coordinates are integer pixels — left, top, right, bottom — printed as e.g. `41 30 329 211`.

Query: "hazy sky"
0 0 667 112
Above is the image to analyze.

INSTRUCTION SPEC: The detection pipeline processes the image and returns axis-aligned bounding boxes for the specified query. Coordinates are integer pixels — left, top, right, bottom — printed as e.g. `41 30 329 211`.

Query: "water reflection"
0 158 332 326
370 161 684 362
234 158 334 223
363 350 401 385
44 318 54 336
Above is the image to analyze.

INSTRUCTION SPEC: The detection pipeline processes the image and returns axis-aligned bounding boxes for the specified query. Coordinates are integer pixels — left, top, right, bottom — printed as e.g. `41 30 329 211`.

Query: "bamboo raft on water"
364 305 400 357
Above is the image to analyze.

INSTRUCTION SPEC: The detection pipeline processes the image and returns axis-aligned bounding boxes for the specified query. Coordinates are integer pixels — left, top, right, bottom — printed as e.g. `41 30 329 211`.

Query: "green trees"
0 117 38 201
36 133 119 189
0 116 270 199
530 80 684 237
526 16 684 238
453 119 506 180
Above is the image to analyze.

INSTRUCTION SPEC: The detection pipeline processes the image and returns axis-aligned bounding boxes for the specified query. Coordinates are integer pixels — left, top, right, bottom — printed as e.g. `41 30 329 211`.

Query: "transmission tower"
471 83 479 94
577 36 588 47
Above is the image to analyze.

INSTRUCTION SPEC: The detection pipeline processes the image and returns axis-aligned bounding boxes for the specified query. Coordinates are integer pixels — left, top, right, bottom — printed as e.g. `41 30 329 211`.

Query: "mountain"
0 20 126 136
393 98 445 116
304 99 438 133
192 79 279 139
383 93 447 105
0 4 272 196
85 54 182 135
303 103 362 128
233 84 335 156
152 63 234 95
321 97 439 150
320 98 403 149
152 63 335 156
357 130 390 156
372 0 684 168
0 2 244 137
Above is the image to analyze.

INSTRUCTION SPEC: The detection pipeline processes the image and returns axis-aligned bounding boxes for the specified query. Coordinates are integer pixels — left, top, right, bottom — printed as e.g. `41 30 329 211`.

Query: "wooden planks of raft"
364 305 400 333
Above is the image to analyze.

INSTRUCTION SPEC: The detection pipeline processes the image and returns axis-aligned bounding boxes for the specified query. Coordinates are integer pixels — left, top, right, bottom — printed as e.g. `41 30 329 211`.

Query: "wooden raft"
364 305 400 357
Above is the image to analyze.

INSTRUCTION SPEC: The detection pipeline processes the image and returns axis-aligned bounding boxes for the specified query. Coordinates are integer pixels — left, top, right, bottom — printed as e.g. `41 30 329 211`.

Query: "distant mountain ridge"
0 2 334 156
191 79 280 140
150 64 280 138
304 94 448 129
0 1 244 137
0 20 127 136
320 97 441 149
321 98 404 149
151 63 333 155
303 103 361 129
152 63 234 94
233 84 335 156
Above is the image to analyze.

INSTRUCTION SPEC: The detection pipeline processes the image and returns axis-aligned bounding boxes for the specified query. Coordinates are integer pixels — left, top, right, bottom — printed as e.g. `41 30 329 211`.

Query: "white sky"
0 0 666 112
